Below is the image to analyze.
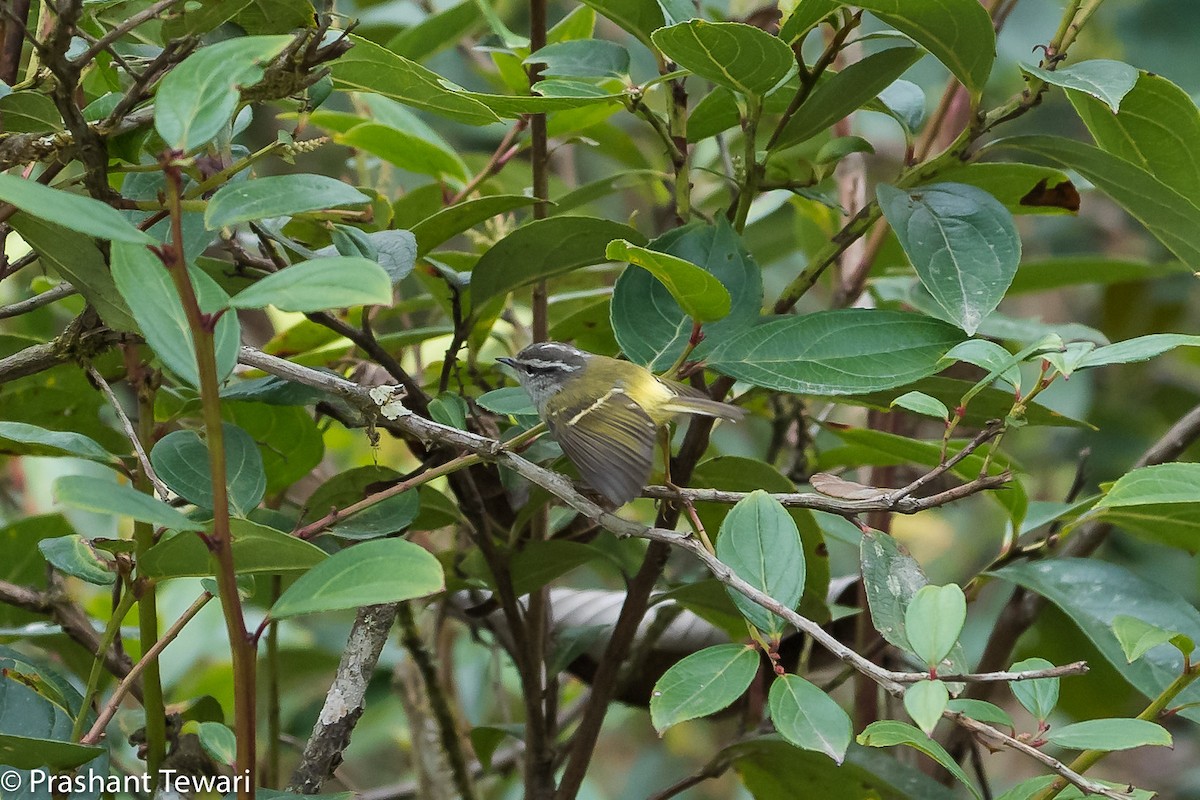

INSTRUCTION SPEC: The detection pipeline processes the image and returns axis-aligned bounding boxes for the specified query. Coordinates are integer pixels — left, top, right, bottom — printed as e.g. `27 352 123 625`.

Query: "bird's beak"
497 357 517 368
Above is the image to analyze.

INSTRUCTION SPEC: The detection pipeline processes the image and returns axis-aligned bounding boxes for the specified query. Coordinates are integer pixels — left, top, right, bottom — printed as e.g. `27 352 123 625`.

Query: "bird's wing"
546 387 657 505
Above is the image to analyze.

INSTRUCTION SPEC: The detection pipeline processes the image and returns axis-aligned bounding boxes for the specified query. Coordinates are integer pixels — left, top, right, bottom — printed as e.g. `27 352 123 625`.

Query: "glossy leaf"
229 257 393 312
205 174 370 229
934 162 1080 216
994 559 1200 724
193 721 237 766
705 310 963 395
946 699 1014 729
772 46 922 150
0 422 114 464
857 721 981 800
54 475 205 532
904 680 948 736
525 39 630 78
139 518 327 579
411 195 539 256
1078 334 1200 370
470 217 645 309
270 538 444 618
1021 59 1138 113
890 391 949 421
878 182 1021 335
150 424 266 516
335 122 468 181
38 535 115 585
1092 462 1200 551
903 584 966 669
1044 719 1171 751
155 35 291 150
649 644 758 732
779 0 838 44
651 21 793 97
768 674 853 763
477 387 538 416
1112 615 1193 664
0 174 152 244
318 228 417 283
605 239 731 322
578 0 664 49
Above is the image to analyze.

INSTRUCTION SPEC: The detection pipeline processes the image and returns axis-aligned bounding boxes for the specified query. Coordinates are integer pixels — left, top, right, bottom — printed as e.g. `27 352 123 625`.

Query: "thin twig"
0 282 77 319
74 0 186 66
86 366 170 500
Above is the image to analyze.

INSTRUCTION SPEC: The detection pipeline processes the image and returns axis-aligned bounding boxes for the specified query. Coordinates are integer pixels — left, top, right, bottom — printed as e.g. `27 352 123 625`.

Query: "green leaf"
605 239 731 322
934 163 1080 216
411 195 539 257
649 644 758 732
155 35 292 151
772 46 922 150
229 257 393 312
903 584 966 669
839 376 1088 429
1078 333 1200 370
992 135 1200 265
38 535 116 585
302 466 421 539
335 122 468 181
779 0 839 44
995 558 1200 723
54 475 205 532
715 490 806 639
578 0 664 50
0 173 151 244
767 674 853 763
946 699 1014 729
1112 615 1194 664
854 0 995 99
705 310 963 395
0 91 61 132
477 387 538 417
889 391 949 421
651 20 793 97
857 721 981 800
1021 59 1138 113
0 733 104 770
7 213 138 331
874 79 927 134
222 402 325 495
525 40 630 78
150 424 266 516
470 217 646 309
0 422 114 464
904 680 948 736
1008 656 1059 723
428 392 468 430
110 241 240 387
612 220 763 370
205 174 370 229
1092 462 1200 551
1068 71 1200 209
1009 257 1191 294
877 183 1021 335
193 721 237 765
139 518 327 579
270 538 444 618
1045 719 1171 752
996 777 1155 800
386 1 482 62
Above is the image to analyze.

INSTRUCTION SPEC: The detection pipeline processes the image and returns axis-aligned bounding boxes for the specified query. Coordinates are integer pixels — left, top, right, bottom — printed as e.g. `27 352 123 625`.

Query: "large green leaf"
410 195 539 257
1022 59 1138 113
229 257 393 312
772 46 922 150
768 675 853 763
386 1 482 62
38 535 116 585
301 466 421 539
110 241 240 387
7 213 138 331
0 174 151 244
270 538 444 618
578 0 664 50
857 721 980 800
612 220 762 370
470 217 645 309
1044 719 1171 752
150 424 266 516
715 491 806 639
993 135 1200 265
335 122 468 181
649 644 758 732
155 35 292 151
0 422 114 464
526 40 631 79
933 163 1080 217
54 475 206 532
994 559 1200 723
205 174 370 229
605 239 731 322
1090 463 1200 551
139 518 327 579
651 21 794 97
705 310 963 395
878 183 1021 336
1067 71 1200 209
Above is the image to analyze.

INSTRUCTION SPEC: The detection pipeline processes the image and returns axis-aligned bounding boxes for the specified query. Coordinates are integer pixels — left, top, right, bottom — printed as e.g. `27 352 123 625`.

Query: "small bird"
498 342 745 505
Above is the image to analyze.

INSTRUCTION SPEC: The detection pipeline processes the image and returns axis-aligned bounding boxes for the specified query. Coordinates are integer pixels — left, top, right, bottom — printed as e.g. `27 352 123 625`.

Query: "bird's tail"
660 395 746 421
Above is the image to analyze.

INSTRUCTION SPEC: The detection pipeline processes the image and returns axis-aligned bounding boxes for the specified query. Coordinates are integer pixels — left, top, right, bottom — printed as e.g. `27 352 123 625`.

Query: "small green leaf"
155 35 292 150
38 535 116 585
205 174 370 229
335 122 468 181
0 173 152 243
428 392 469 430
768 674 853 763
477 387 537 416
878 182 1021 336
302 466 421 540
1021 59 1138 113
0 422 115 464
857 720 981 800
139 518 327 579
890 391 949 421
904 680 949 736
54 475 205 532
649 644 758 732
715 490 806 639
1112 615 1195 663
525 39 630 78
1078 334 1200 370
605 239 731 322
192 721 237 765
1044 719 1172 751
270 538 445 618
410 194 539 257
1008 657 1059 722
904 584 966 669
946 699 1014 729
229 257 393 312
651 20 793 97
150 424 266 516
